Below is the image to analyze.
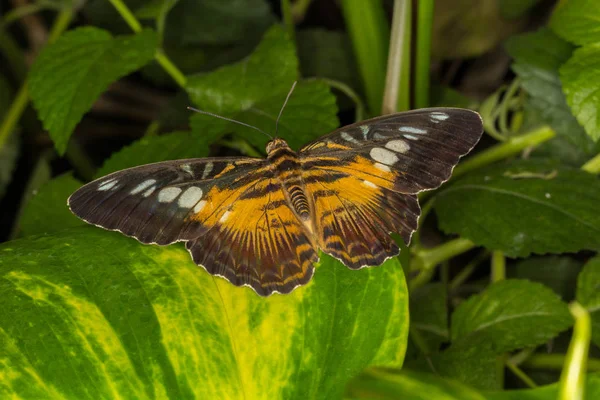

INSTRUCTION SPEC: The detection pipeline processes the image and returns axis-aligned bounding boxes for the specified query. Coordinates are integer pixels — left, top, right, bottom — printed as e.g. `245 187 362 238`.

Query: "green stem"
506 361 538 388
559 302 591 400
340 0 389 114
108 0 142 32
382 0 411 114
414 0 434 108
522 354 600 372
409 325 432 356
291 0 313 22
109 0 186 88
582 153 600 174
449 250 490 290
452 125 555 180
0 9 73 150
309 77 365 122
155 50 186 88
281 0 295 43
491 251 505 283
411 238 475 289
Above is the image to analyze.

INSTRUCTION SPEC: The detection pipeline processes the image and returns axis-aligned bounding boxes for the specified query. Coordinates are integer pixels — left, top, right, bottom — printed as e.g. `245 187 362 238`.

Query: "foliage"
0 0 598 399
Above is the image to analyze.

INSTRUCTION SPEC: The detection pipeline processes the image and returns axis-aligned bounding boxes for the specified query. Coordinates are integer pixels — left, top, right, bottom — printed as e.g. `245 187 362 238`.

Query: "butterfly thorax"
266 138 312 225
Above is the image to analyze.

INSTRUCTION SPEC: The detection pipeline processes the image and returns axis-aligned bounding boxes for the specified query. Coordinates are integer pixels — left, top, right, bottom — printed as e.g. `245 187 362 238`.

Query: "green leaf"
560 44 600 142
509 256 583 301
186 25 296 113
191 80 338 151
451 279 572 353
346 368 485 400
435 160 600 257
165 0 274 46
18 173 83 237
186 26 338 151
499 0 542 19
484 373 600 400
577 256 600 347
29 27 158 154
0 229 408 399
505 28 597 155
549 0 600 46
409 283 449 351
96 130 214 178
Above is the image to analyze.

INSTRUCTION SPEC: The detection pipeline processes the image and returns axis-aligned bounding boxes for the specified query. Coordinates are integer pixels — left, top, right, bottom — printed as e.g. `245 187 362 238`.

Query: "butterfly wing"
300 107 483 194
300 108 483 268
68 157 317 296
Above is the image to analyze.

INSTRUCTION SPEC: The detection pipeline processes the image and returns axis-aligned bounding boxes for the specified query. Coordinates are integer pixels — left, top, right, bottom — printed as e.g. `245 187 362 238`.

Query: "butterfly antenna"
187 107 273 139
275 81 297 137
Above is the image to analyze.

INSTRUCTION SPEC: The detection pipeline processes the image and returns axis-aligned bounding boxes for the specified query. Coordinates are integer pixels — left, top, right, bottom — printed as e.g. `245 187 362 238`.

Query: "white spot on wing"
194 200 207 213
142 186 156 197
158 187 182 203
370 147 399 165
403 134 419 140
98 179 118 191
373 132 385 140
385 139 410 154
341 131 360 144
375 162 391 172
130 179 157 195
219 210 231 223
202 162 214 180
360 125 370 139
180 163 193 175
362 180 377 189
430 111 449 123
398 126 427 134
178 187 203 208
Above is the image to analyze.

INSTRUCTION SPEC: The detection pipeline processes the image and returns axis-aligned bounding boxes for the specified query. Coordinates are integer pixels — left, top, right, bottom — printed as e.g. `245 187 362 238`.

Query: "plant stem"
414 0 434 108
109 0 187 88
506 361 538 388
291 0 313 22
491 251 505 283
0 9 73 150
382 0 411 114
281 0 295 43
452 125 555 180
522 354 600 372
340 0 389 114
582 153 600 174
108 0 142 32
411 238 475 289
558 302 591 400
309 77 365 122
449 250 490 290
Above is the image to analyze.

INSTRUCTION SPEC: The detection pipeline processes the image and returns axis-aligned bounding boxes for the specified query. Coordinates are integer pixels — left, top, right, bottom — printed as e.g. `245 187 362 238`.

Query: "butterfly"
68 107 483 296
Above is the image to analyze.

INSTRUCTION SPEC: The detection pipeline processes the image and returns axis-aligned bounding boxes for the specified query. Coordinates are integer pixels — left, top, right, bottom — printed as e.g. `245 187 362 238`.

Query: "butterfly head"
266 137 291 155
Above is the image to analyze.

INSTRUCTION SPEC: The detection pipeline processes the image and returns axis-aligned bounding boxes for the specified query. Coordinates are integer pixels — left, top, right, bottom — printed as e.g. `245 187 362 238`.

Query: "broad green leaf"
96 130 215 177
509 256 582 300
505 28 598 155
0 229 408 399
499 0 542 19
549 0 600 46
560 44 600 142
451 279 572 353
190 80 338 151
409 283 449 351
346 368 485 400
29 27 158 154
435 160 600 257
484 373 600 400
18 173 83 237
185 25 296 113
577 256 600 347
407 335 498 391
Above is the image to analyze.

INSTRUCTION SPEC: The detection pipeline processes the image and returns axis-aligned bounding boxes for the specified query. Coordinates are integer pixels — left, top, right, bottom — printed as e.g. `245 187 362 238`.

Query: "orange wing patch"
303 156 420 269
184 178 318 296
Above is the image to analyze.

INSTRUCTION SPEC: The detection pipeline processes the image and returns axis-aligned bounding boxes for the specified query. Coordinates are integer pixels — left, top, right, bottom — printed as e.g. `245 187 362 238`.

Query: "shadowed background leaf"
577 256 600 348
